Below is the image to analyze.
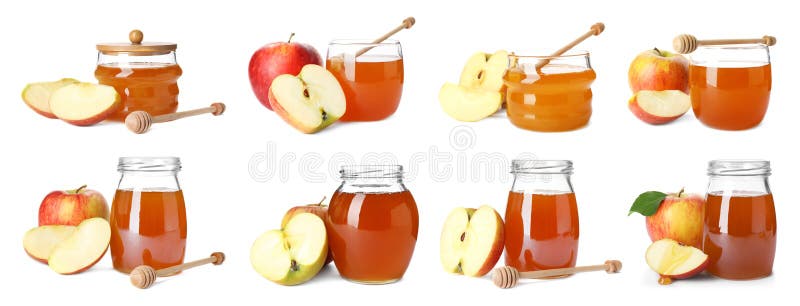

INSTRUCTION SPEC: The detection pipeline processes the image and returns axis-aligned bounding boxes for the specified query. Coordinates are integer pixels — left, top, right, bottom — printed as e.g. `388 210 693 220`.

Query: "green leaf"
628 191 668 216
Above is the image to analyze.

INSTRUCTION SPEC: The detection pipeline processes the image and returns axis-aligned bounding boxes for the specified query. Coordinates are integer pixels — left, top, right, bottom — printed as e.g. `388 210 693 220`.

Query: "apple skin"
645 192 704 249
282 203 332 265
628 95 682 125
38 185 109 226
628 48 689 94
248 33 322 111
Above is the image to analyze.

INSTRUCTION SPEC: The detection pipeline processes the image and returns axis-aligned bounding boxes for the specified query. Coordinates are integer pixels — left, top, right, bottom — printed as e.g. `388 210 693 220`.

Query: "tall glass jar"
504 160 580 272
96 30 182 121
327 165 418 284
689 45 772 130
704 160 776 279
109 157 187 274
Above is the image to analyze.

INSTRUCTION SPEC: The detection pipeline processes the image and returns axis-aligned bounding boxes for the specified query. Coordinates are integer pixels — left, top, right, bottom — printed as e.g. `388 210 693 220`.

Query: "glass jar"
327 165 418 284
504 51 596 132
704 160 776 279
326 40 404 121
504 160 580 273
109 157 187 274
96 30 182 121
689 45 771 130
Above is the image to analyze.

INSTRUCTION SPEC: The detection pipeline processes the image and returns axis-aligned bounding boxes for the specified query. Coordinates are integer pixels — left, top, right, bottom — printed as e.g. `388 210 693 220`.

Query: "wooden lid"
96 30 176 55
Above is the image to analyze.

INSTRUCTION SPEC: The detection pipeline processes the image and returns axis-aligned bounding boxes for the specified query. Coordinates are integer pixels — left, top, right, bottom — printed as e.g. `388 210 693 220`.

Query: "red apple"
646 189 704 248
39 185 109 226
281 197 332 265
628 90 691 124
628 48 689 94
249 33 322 111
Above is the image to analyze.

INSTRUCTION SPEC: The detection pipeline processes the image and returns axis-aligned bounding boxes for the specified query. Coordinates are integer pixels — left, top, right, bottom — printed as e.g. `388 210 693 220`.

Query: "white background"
0 0 794 304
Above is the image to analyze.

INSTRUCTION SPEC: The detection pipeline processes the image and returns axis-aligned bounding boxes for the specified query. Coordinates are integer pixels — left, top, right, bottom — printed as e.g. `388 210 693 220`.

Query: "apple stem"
288 33 295 44
74 185 87 194
654 47 662 56
677 188 685 197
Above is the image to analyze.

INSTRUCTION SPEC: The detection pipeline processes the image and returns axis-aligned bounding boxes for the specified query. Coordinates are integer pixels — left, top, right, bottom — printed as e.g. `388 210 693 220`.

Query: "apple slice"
48 218 110 274
459 51 509 92
439 83 503 122
268 64 346 134
440 205 504 277
629 90 690 125
23 225 77 264
49 83 121 126
21 78 80 119
645 239 708 284
250 212 328 285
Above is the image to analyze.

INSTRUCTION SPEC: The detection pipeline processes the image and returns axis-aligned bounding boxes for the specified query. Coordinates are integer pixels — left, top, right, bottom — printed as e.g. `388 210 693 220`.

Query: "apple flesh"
48 218 111 275
628 48 689 93
250 213 328 285
281 198 332 265
21 78 79 119
440 205 504 277
628 90 691 125
249 33 322 111
646 190 704 248
39 185 109 226
49 83 121 126
268 64 346 134
23 225 77 263
646 239 709 284
439 50 509 122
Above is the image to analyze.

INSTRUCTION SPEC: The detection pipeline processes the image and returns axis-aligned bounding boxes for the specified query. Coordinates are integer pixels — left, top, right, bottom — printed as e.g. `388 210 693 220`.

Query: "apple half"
23 225 77 263
629 90 690 125
268 64 346 134
49 83 121 126
645 239 708 283
21 78 80 119
250 212 328 285
439 83 503 122
459 51 509 92
440 205 504 277
48 218 111 275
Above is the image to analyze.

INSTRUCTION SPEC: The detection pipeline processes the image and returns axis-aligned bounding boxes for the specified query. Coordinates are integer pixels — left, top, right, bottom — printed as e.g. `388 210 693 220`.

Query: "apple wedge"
21 78 80 119
23 225 77 264
48 218 110 275
629 90 690 125
440 205 504 277
645 239 708 284
268 64 346 134
459 51 509 92
439 83 503 122
49 83 121 126
250 212 328 285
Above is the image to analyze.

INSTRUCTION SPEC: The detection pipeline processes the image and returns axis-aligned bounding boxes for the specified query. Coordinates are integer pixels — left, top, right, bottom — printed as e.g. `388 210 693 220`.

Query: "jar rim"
511 159 573 174
328 39 400 46
118 157 181 172
708 159 770 176
340 165 403 179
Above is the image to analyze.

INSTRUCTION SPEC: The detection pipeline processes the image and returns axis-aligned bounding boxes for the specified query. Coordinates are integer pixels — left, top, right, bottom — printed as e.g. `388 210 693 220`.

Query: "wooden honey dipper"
130 252 225 289
354 17 415 57
492 260 622 289
673 34 777 54
125 102 226 134
535 22 605 69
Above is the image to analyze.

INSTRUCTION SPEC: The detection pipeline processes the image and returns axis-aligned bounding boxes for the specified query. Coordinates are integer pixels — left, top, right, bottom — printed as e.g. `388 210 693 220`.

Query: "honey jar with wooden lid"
95 30 182 121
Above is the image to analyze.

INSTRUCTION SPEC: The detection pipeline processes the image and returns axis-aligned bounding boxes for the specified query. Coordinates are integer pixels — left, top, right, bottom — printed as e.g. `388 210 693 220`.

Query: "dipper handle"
355 17 415 57
130 252 225 289
492 260 621 289
125 102 225 134
535 22 604 69
673 34 776 54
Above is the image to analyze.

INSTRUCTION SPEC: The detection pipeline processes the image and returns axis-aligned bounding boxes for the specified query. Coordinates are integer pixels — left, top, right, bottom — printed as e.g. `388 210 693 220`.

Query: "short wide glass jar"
109 157 187 274
704 160 777 280
504 160 580 272
327 165 418 284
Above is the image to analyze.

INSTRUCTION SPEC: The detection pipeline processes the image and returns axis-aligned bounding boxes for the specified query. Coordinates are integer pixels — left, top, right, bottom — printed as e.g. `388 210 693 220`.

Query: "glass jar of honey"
504 51 596 132
96 30 182 121
704 160 776 280
109 157 187 274
327 165 418 284
504 160 580 273
689 45 771 130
